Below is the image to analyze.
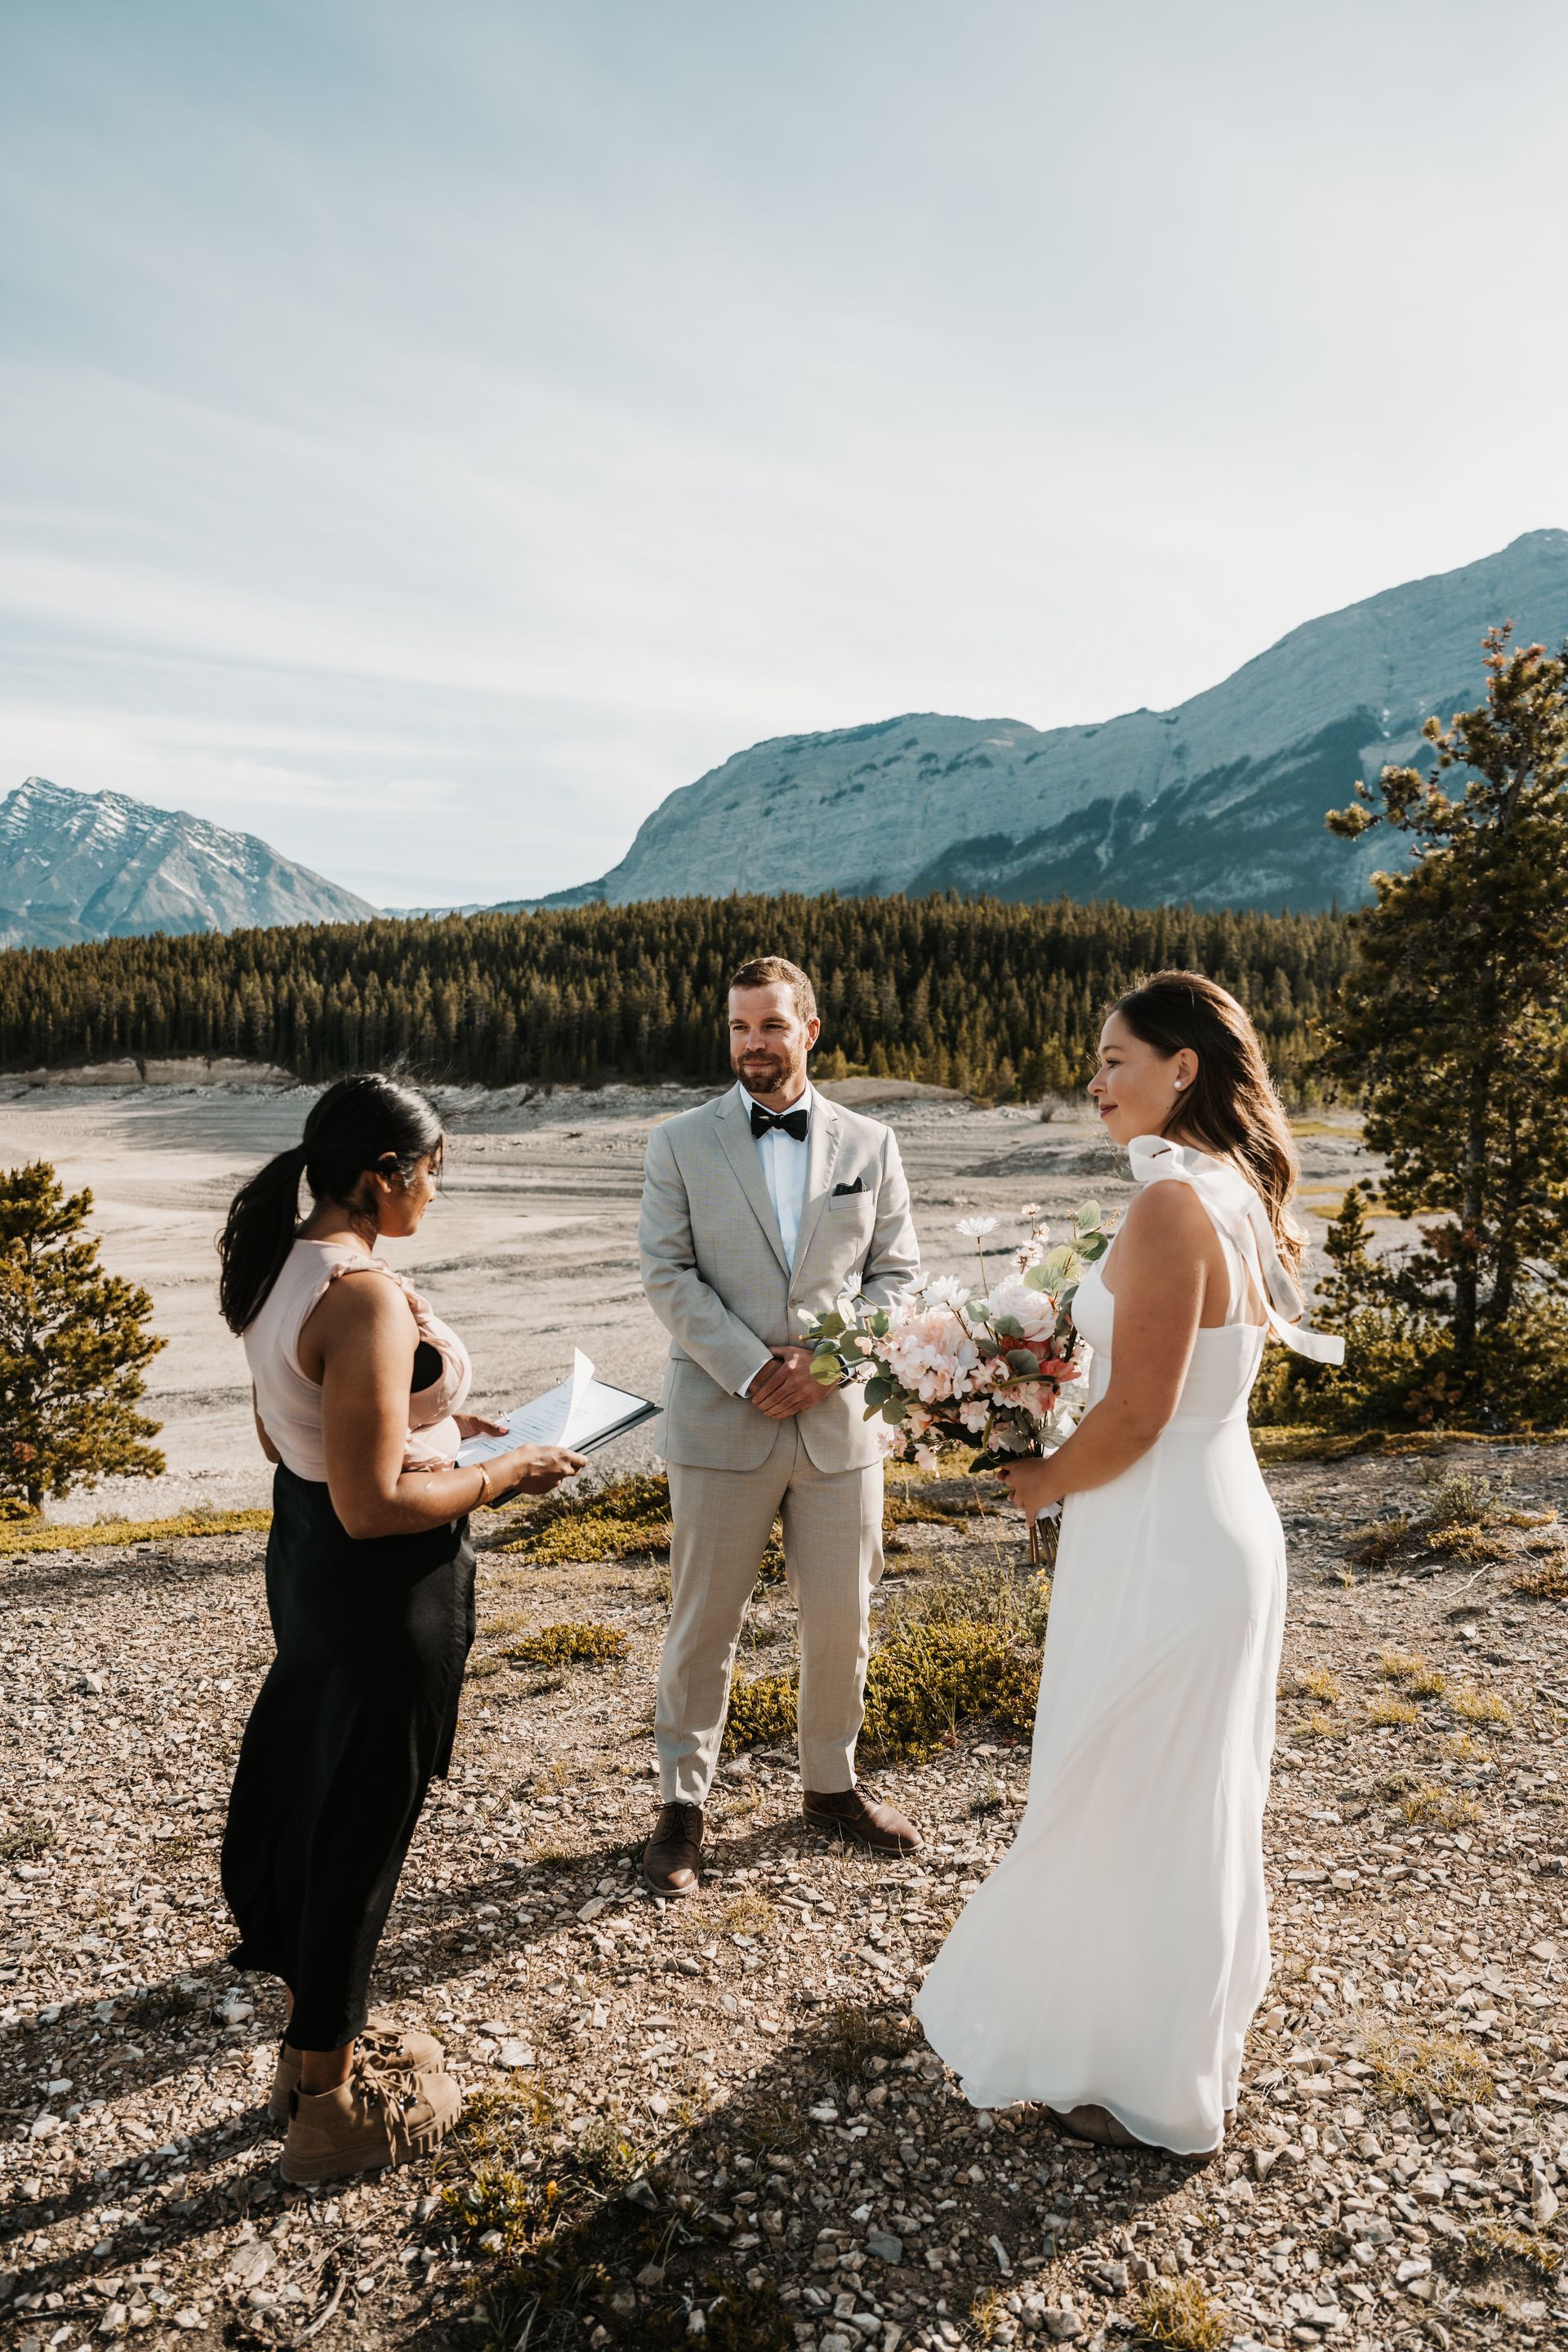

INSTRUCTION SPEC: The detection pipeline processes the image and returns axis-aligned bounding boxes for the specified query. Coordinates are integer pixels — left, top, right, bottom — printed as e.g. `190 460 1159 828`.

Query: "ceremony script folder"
454 1348 658 1464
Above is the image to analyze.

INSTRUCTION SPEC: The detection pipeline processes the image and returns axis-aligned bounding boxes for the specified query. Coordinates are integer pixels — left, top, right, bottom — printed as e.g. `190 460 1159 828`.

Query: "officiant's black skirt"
221 1464 474 2051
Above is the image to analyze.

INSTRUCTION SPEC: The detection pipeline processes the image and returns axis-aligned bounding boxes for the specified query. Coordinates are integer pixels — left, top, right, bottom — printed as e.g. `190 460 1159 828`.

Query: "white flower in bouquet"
987 1268 1059 1348
954 1214 999 1239
919 1272 973 1312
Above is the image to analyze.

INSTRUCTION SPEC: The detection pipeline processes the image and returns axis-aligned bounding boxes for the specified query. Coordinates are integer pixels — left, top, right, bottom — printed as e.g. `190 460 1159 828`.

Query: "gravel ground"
3 1441 1568 2352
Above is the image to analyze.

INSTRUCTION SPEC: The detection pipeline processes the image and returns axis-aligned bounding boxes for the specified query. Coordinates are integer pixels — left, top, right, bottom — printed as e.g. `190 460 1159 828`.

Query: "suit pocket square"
831 1178 866 1196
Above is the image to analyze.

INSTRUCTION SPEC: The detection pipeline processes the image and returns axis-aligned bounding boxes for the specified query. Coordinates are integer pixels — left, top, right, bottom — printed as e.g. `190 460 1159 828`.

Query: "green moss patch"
0 1508 271 1557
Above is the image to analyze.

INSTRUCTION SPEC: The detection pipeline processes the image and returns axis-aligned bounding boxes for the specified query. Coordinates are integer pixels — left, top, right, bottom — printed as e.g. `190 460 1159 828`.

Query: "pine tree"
1317 1183 1388 1328
1325 630 1568 1367
0 1161 166 1514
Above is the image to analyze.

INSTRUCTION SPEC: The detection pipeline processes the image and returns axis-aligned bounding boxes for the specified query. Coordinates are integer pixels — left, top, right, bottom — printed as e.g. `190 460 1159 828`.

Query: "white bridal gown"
915 1137 1343 2154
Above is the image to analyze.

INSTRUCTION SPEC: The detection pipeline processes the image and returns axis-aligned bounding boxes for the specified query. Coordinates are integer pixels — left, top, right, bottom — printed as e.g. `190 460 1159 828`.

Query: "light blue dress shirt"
735 1077 813 1396
740 1076 813 1269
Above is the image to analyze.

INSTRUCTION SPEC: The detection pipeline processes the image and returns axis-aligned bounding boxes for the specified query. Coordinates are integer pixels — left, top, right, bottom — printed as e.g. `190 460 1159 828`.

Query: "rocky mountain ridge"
528 528 1568 913
0 777 378 949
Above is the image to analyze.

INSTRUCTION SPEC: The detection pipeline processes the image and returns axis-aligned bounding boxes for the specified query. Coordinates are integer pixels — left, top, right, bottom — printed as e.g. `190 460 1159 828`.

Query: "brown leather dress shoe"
802 1784 921 1855
643 1800 706 1896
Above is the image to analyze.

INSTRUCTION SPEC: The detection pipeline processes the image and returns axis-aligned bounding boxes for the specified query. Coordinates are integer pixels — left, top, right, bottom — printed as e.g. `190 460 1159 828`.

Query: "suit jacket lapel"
791 1096 843 1277
714 1090 791 1277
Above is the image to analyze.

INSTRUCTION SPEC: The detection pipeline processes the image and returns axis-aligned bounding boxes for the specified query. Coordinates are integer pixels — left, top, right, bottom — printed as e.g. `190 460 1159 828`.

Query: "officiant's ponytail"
218 1075 445 1333
1111 971 1305 1276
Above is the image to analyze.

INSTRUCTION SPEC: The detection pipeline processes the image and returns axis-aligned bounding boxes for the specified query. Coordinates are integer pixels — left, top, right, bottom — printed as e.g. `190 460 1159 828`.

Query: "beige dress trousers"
639 1084 921 1801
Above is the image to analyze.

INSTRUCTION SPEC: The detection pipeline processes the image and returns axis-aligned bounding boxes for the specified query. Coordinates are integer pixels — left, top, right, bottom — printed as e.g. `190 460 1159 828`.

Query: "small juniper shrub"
1358 2026 1494 2109
0 1820 56 1861
1128 2276 1230 2350
1513 1554 1568 1600
1397 1783 1480 1830
1285 1665 1343 1705
500 1620 629 1668
499 1472 673 1566
1448 1684 1510 1724
726 1553 1048 1762
1379 1650 1447 1698
1446 2222 1561 2280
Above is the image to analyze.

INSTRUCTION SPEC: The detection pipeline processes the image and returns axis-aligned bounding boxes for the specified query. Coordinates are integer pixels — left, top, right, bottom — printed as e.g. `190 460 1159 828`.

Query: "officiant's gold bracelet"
472 1461 493 1510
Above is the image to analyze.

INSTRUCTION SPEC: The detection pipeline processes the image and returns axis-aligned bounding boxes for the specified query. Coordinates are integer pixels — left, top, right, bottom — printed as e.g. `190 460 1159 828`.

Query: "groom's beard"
734 1049 802 1100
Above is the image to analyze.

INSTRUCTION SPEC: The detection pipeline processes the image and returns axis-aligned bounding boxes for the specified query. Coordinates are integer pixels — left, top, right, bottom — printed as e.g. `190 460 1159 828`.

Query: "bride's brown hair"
1109 969 1305 1276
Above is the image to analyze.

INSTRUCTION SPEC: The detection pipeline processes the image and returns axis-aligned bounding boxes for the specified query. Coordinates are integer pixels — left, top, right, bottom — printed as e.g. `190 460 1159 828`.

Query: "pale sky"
3 0 1566 907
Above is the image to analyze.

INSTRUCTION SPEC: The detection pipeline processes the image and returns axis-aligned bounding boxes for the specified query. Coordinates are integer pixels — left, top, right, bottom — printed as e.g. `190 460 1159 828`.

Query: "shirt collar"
736 1076 814 1125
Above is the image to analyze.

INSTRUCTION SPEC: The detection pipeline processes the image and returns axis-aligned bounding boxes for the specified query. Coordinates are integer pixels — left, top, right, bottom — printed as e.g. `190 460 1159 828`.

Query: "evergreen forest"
0 894 1352 1100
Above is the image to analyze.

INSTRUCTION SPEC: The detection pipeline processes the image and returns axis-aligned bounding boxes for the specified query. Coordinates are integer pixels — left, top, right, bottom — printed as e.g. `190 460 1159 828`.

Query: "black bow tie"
751 1102 809 1142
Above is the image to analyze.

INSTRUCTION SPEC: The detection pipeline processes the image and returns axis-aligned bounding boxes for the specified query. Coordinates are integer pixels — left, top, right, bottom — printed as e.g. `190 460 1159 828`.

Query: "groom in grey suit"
638 955 923 1895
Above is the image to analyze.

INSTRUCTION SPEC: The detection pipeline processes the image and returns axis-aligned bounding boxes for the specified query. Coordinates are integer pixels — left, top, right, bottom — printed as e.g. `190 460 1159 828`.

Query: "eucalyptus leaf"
1076 1200 1102 1235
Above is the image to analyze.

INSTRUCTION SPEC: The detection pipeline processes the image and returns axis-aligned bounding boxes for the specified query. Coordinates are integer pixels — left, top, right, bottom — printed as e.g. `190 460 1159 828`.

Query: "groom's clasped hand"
746 1342 831 1419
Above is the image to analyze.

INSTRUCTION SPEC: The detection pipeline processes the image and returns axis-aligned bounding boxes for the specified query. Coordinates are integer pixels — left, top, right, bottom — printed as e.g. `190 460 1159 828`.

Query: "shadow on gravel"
0 1543 266 1606
397 1993 1214 2351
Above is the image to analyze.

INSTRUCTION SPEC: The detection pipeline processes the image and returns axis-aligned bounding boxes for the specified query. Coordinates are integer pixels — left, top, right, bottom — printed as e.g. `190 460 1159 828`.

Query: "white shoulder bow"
1127 1135 1345 1367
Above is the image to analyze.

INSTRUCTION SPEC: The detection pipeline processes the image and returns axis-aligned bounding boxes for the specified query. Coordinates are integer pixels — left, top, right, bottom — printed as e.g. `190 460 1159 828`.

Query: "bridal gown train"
914 1136 1343 2154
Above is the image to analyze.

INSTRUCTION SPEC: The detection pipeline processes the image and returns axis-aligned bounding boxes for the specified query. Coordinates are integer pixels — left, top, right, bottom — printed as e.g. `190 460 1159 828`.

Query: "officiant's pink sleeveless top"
244 1238 473 1482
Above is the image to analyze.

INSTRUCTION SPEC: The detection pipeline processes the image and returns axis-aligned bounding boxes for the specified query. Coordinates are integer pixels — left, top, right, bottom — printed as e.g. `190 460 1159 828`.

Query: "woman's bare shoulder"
1118 1178 1210 1243
305 1262 414 1346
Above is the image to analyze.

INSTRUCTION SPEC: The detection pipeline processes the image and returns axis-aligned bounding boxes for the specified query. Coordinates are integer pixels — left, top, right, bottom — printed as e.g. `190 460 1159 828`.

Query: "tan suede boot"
267 2016 445 2127
279 2060 461 2185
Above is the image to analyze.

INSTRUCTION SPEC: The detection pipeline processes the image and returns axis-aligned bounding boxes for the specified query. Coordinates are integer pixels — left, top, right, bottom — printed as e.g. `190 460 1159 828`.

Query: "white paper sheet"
455 1348 657 1464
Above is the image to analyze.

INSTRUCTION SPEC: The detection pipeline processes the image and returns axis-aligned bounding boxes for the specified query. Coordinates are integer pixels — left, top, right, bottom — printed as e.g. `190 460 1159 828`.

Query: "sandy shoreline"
0 1074 1377 1523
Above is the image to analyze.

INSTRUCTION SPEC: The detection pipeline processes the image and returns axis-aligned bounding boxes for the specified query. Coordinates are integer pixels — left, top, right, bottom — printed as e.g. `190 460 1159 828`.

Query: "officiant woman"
216 1073 584 2185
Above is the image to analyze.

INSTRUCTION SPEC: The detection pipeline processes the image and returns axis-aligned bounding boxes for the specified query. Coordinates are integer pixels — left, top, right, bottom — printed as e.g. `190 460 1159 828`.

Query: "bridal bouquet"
802 1200 1112 1559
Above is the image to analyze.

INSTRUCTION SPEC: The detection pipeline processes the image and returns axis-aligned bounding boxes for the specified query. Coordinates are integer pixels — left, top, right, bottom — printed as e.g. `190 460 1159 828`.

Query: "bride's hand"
997 1456 1062 1517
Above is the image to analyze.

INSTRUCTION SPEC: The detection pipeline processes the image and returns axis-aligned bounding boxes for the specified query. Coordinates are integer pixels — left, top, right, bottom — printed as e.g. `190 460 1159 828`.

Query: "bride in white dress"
915 970 1343 2155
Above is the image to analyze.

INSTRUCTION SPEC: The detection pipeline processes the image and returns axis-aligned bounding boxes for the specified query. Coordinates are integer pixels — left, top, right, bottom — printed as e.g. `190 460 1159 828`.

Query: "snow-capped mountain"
0 778 378 948
523 528 1568 914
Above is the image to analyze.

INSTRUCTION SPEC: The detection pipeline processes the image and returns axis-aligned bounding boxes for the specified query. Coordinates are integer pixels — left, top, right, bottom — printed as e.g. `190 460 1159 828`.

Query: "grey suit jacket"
639 1088 921 1472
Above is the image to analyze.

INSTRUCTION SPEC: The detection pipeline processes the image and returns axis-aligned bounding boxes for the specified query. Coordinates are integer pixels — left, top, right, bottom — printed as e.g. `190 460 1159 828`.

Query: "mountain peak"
0 777 379 950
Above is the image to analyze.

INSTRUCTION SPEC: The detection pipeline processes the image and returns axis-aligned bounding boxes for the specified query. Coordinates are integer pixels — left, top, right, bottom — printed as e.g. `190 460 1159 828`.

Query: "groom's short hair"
728 956 817 1026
